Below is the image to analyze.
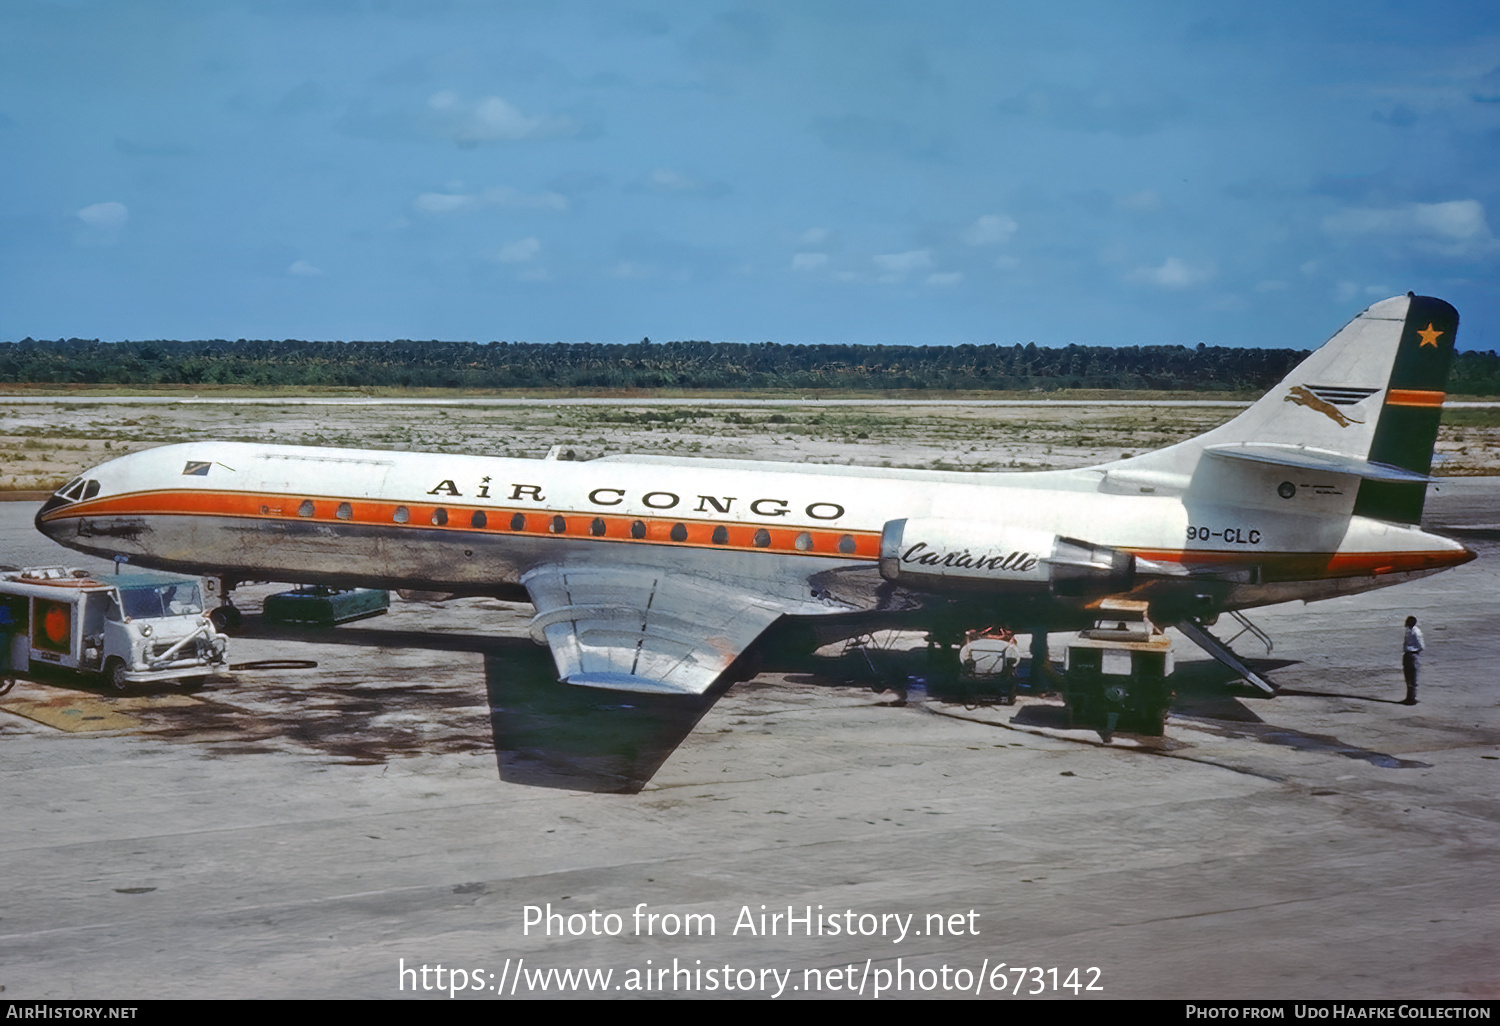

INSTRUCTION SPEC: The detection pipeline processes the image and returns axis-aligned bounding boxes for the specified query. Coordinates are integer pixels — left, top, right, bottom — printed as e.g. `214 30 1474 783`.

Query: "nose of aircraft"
34 493 70 539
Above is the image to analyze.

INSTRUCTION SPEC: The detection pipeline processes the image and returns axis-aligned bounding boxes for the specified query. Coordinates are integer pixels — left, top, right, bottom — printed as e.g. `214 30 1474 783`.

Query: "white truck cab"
0 567 228 689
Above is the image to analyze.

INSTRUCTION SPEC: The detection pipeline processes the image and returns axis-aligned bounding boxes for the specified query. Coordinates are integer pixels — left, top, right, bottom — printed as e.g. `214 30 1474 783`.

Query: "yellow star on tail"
1417 323 1443 347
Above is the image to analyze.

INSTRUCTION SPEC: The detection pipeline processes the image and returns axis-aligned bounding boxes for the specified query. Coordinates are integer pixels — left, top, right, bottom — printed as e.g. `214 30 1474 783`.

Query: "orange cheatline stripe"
43 488 884 560
1127 547 1472 578
1385 389 1445 407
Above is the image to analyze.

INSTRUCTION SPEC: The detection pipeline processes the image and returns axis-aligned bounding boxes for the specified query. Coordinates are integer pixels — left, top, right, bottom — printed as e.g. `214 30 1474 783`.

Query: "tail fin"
1102 294 1458 524
1352 295 1459 523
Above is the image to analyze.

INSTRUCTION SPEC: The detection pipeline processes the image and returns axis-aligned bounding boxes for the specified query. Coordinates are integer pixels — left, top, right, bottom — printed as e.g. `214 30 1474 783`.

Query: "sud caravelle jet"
35 294 1472 779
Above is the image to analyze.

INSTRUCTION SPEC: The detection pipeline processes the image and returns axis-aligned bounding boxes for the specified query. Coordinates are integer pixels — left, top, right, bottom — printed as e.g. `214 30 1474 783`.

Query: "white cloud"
288 260 323 276
1322 200 1496 256
1126 256 1213 289
1333 282 1392 302
799 227 830 245
414 185 567 216
926 272 964 287
791 252 828 271
640 168 730 198
415 192 475 214
425 92 575 144
873 249 933 280
76 201 128 232
962 214 1017 246
994 254 1021 270
464 96 572 142
497 237 541 263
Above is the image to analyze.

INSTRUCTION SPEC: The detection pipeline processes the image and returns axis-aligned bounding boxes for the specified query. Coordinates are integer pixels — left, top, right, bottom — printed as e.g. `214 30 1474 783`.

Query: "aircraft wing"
520 563 800 695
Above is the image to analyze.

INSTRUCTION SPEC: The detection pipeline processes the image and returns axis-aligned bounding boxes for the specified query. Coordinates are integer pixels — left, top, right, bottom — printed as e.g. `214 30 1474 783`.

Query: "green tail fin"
1352 295 1459 524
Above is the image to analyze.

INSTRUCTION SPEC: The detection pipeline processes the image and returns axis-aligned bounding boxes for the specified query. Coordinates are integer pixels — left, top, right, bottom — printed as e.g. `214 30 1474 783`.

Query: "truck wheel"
104 658 129 692
210 606 242 632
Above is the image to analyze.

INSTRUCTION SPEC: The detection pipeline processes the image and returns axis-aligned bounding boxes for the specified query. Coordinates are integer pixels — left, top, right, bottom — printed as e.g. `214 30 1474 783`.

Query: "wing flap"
521 564 791 695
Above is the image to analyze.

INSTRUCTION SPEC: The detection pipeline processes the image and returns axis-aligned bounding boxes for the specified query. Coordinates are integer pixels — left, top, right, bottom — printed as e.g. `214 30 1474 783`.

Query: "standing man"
1402 616 1425 705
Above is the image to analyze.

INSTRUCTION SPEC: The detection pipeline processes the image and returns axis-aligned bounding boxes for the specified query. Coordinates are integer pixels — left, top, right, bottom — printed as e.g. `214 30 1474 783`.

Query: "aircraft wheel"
210 606 242 632
104 658 130 692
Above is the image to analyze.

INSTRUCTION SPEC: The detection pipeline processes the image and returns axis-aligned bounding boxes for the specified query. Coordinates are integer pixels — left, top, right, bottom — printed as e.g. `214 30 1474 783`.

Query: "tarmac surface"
1 483 1498 1000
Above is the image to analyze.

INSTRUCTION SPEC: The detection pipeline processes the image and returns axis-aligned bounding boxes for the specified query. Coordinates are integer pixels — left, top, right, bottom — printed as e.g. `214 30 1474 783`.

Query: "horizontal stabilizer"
1204 444 1432 483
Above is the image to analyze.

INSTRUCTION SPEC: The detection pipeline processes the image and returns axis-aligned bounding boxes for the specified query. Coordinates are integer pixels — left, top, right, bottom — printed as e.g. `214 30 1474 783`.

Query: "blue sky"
4 0 1500 350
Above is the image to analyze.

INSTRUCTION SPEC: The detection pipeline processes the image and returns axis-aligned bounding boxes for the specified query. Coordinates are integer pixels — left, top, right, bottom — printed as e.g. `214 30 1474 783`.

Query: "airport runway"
1 492 1497 1000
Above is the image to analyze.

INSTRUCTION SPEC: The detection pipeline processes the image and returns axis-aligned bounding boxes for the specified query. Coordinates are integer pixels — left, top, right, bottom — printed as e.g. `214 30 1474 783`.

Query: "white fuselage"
36 441 1472 634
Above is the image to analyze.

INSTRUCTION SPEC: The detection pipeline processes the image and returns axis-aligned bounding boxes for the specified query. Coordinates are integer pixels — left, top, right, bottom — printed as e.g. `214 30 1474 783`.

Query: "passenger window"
336 502 353 520
471 511 487 528
795 532 813 551
431 508 448 526
551 515 566 534
670 523 688 542
298 500 315 517
590 518 606 536
753 529 771 548
838 534 856 554
393 506 410 523
631 520 647 539
510 513 526 531
711 526 728 545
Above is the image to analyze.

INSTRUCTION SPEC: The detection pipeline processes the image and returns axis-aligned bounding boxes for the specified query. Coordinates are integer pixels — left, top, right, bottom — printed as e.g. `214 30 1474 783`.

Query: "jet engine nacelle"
878 518 1135 597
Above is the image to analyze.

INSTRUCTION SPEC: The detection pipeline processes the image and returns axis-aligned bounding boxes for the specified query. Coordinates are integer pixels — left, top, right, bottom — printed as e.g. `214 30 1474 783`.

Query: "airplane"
33 293 1473 787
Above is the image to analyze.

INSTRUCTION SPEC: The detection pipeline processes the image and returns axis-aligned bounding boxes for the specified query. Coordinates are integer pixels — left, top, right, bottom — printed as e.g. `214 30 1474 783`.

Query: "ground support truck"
1063 599 1175 739
0 566 228 692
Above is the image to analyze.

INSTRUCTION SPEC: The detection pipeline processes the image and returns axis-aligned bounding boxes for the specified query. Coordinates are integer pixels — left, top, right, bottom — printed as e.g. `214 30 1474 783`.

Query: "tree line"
3 337 1499 394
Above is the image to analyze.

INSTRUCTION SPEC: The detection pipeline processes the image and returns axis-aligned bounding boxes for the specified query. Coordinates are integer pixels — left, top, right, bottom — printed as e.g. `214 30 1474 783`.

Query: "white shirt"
1404 626 1424 655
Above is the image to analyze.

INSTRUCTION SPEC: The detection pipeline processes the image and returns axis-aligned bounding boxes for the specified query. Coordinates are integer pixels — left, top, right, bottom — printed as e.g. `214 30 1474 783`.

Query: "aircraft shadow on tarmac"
483 650 725 794
230 615 526 655
233 617 726 791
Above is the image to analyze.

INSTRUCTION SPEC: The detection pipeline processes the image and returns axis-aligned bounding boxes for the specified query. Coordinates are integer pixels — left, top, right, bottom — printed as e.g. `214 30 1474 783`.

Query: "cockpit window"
82 480 100 500
56 478 85 501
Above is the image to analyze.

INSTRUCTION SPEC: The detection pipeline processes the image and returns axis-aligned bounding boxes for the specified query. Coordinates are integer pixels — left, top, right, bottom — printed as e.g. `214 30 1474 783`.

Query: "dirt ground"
4 395 1499 494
